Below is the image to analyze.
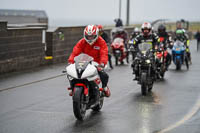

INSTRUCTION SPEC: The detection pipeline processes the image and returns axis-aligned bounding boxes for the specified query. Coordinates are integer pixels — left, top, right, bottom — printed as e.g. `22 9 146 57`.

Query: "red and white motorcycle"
63 53 104 120
111 37 128 65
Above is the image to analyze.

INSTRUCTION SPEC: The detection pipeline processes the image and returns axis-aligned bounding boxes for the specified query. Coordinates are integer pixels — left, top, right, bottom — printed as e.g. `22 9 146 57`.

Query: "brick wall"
46 26 134 64
45 26 135 65
0 21 134 74
46 26 85 64
0 22 45 74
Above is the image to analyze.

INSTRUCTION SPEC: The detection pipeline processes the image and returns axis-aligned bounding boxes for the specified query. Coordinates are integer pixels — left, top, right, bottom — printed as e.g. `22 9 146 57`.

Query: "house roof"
0 9 48 19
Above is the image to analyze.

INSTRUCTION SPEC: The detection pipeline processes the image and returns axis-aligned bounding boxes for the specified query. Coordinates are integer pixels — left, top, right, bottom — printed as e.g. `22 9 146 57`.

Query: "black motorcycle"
128 39 138 61
132 43 156 95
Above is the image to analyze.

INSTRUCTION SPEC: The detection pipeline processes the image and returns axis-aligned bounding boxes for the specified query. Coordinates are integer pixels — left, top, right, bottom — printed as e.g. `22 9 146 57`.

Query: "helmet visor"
142 29 150 35
85 35 97 41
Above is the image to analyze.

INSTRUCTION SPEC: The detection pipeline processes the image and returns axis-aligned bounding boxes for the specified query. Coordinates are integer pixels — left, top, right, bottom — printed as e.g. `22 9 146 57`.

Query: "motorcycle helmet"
176 29 184 35
134 27 140 34
158 24 166 34
97 25 103 31
141 22 152 36
97 25 103 35
84 25 99 45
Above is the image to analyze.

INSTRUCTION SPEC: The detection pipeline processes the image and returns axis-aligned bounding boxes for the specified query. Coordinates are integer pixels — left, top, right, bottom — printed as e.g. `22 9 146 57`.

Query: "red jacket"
68 37 108 65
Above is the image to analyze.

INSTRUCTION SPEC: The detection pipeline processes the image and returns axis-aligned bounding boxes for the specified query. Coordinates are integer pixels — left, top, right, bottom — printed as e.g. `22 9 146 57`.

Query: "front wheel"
115 56 119 66
141 72 147 96
176 59 181 70
73 87 87 120
141 84 147 96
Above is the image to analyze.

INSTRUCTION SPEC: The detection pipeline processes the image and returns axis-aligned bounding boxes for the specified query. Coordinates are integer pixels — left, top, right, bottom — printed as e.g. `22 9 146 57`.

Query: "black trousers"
197 40 200 51
98 70 109 88
108 53 113 68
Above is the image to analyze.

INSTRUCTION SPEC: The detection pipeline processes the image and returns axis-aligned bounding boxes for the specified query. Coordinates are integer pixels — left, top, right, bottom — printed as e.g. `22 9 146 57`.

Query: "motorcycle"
172 40 189 70
111 37 128 65
155 38 170 78
63 53 104 120
133 43 155 95
128 39 137 61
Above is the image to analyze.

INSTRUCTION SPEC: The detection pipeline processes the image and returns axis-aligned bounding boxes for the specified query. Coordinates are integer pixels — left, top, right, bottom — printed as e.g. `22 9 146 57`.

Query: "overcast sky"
0 0 200 26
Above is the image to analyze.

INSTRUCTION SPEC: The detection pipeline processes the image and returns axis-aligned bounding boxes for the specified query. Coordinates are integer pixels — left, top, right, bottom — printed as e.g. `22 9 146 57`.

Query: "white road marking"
158 95 200 133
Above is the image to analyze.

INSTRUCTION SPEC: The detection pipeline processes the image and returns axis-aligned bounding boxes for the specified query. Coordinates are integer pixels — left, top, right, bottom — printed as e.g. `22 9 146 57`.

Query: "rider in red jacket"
68 25 111 97
68 36 108 65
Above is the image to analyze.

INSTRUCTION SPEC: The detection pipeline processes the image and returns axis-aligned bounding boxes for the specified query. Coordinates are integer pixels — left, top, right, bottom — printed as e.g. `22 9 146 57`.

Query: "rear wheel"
73 87 86 120
148 82 154 92
92 91 104 112
160 70 165 78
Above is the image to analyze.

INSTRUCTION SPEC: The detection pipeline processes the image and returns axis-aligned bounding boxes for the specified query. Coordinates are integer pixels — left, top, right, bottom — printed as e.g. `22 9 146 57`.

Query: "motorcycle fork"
75 83 89 96
74 83 90 104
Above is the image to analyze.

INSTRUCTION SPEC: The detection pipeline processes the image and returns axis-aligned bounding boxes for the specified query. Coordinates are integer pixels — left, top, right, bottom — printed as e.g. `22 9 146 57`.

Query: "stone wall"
46 26 85 64
0 21 45 74
45 26 134 64
0 21 135 74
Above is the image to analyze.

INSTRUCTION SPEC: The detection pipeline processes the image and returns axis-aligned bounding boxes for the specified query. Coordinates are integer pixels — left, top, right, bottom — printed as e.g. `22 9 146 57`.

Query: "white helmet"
141 22 152 36
134 27 139 33
84 25 99 45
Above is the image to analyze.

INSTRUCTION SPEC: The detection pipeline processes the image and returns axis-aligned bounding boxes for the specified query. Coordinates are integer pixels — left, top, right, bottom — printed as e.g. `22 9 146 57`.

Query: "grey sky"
0 0 200 26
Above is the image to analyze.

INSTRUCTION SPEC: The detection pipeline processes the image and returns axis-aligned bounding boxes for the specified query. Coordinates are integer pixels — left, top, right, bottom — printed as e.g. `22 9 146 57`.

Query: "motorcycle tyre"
73 87 86 120
92 91 104 112
141 73 147 96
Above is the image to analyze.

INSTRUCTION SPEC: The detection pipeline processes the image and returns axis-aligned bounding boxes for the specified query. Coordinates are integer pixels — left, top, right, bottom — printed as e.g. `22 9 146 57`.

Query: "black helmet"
158 24 166 34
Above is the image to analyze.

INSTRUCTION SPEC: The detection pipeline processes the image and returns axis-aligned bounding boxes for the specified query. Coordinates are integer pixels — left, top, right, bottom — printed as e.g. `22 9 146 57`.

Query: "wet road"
0 40 200 133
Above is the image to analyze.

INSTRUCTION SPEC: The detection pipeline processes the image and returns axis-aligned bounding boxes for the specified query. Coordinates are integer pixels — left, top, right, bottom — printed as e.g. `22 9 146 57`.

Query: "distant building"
0 9 48 29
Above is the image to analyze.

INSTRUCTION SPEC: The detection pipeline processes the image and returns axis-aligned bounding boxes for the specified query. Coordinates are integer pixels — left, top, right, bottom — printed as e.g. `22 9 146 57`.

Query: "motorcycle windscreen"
74 53 94 78
113 38 124 43
138 43 152 54
173 41 185 51
74 53 94 63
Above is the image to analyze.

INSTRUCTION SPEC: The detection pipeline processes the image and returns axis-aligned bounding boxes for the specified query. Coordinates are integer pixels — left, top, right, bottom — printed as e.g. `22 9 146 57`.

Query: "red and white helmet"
97 25 103 31
84 25 99 45
141 22 152 36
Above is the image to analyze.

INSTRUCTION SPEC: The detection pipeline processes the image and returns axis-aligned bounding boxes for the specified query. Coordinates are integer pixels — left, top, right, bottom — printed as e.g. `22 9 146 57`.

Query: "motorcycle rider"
111 27 129 64
111 27 128 49
97 25 113 69
68 25 111 97
157 24 172 69
195 30 200 51
131 22 160 80
130 27 140 40
175 29 191 64
114 18 123 27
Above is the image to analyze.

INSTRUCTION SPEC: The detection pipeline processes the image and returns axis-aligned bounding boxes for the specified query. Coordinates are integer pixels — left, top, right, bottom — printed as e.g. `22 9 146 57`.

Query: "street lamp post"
119 0 121 19
126 0 130 26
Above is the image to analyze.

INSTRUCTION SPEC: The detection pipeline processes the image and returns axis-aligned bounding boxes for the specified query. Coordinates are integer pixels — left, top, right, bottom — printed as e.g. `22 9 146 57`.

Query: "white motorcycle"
63 53 104 120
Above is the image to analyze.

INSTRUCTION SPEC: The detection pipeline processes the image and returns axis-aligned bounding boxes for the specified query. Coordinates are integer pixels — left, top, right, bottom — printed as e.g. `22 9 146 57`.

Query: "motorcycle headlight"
146 59 151 64
67 75 74 80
